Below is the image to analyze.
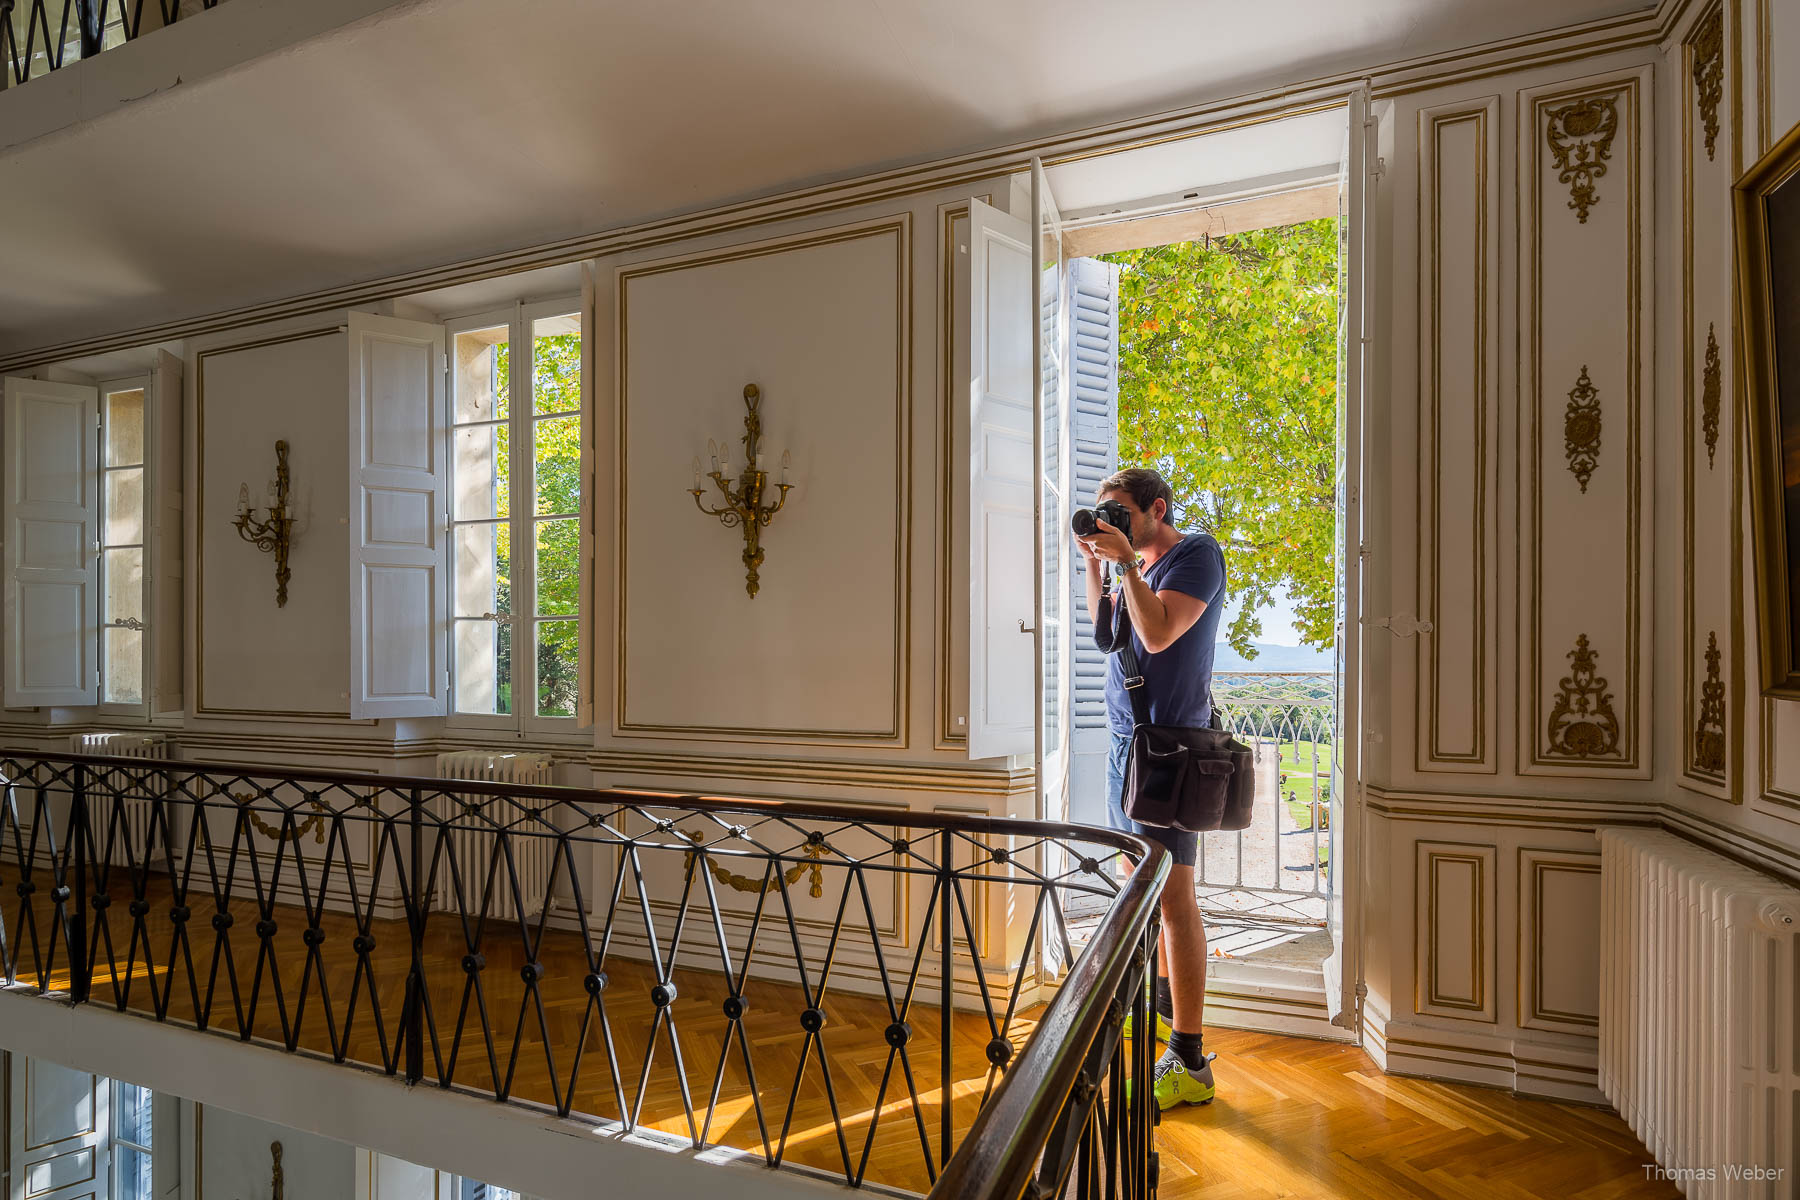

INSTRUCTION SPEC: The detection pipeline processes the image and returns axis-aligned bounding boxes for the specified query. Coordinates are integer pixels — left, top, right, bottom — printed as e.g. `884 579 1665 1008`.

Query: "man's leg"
1160 863 1207 1031
1152 860 1216 1108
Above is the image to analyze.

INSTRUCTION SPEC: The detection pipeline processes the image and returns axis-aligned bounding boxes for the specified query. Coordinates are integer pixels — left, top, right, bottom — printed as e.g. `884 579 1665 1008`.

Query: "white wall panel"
615 218 908 743
1415 98 1501 773
195 328 350 717
1517 67 1653 778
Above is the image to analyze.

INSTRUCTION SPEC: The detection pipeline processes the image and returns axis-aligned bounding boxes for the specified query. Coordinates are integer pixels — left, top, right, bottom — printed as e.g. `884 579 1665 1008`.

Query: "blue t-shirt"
1101 533 1227 734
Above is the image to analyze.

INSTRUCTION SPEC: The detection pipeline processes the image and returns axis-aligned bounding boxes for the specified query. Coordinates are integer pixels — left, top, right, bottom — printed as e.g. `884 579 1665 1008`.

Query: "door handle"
1019 620 1036 634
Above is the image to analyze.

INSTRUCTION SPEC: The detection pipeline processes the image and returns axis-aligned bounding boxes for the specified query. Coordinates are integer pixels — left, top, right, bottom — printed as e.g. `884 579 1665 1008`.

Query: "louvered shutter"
1068 257 1120 732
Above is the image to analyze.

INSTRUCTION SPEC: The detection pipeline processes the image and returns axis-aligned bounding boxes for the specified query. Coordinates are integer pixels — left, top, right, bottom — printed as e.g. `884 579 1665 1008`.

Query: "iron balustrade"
1 0 223 86
1201 672 1337 928
0 751 1169 1199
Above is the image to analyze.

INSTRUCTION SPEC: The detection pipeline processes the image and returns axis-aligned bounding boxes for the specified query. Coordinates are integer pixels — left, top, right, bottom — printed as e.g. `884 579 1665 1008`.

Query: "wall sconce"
234 439 295 607
689 384 794 598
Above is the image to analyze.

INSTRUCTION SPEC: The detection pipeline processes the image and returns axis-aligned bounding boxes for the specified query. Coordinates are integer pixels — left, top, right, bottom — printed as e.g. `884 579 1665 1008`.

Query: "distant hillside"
1213 641 1333 672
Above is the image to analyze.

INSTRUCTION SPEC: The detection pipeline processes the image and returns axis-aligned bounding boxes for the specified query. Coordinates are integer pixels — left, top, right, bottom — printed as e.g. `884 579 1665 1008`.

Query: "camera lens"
1071 508 1098 537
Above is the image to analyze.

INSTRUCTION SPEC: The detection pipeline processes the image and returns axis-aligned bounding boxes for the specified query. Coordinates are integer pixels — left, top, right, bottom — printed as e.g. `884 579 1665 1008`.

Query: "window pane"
105 468 144 545
536 619 578 718
105 548 144 623
531 316 580 416
534 518 577 616
533 416 580 515
453 424 510 520
453 326 510 423
105 627 144 705
117 1145 152 1200
454 619 510 715
453 523 510 619
105 389 145 467
116 1081 152 1146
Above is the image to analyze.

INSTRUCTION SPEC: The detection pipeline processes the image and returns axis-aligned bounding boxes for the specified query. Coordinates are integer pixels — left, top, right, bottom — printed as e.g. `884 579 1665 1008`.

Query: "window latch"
480 611 513 626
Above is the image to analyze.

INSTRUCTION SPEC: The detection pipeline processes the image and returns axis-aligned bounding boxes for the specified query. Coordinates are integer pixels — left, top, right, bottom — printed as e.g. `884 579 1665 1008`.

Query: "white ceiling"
0 0 1652 359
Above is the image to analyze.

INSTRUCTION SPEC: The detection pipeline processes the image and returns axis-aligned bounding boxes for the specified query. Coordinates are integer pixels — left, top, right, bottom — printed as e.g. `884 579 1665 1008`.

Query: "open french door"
1034 159 1073 825
1323 85 1375 1031
966 199 1037 761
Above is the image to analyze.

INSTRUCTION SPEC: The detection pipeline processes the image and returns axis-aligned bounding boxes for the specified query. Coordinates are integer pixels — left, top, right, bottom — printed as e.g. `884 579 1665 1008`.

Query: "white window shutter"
348 313 449 719
1068 257 1121 732
966 198 1037 759
150 350 184 716
3 377 100 707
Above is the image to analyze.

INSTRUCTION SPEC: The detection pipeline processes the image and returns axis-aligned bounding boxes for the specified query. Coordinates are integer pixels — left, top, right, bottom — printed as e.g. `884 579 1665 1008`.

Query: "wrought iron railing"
1202 671 1336 927
2 0 222 86
0 751 1169 1199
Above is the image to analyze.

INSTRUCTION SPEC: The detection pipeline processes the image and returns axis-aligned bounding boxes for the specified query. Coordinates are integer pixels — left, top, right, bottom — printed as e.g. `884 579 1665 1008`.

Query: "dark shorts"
1105 731 1199 867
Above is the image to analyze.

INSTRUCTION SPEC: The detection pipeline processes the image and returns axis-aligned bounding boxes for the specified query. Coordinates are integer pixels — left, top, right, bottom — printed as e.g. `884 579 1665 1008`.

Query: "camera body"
1071 498 1134 545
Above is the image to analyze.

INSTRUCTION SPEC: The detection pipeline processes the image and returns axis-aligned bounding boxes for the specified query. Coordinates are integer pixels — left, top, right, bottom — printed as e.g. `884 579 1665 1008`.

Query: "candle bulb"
780 449 791 485
690 456 702 491
238 483 250 517
707 438 718 473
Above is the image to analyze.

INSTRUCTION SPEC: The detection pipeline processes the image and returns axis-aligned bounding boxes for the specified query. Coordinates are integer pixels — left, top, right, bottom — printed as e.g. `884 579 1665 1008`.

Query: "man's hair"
1098 467 1177 526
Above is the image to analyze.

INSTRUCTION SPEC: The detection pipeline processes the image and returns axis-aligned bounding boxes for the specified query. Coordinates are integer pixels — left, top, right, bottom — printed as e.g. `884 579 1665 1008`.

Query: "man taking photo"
1076 466 1226 1110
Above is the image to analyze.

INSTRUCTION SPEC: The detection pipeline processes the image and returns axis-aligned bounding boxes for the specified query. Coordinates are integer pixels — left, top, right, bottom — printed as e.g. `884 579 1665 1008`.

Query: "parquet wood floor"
3 875 1675 1198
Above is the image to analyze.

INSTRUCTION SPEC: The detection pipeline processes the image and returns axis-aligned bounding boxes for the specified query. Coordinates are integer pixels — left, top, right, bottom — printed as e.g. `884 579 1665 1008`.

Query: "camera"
1071 498 1134 545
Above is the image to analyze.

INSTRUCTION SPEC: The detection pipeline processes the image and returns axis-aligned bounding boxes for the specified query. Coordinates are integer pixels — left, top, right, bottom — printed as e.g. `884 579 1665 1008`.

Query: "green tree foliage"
491 334 583 717
1101 219 1339 656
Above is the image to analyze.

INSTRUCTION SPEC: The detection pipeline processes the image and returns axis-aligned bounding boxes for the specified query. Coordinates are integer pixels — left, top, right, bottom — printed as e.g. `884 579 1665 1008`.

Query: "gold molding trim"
1544 94 1621 223
1694 632 1727 776
1518 849 1602 1031
613 216 912 744
1415 99 1498 772
1701 323 1721 468
1690 5 1724 160
1562 365 1602 492
1414 841 1494 1021
1546 635 1622 759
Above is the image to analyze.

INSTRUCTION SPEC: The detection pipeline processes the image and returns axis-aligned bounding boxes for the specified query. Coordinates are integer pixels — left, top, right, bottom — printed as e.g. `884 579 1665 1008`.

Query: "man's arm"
1116 564 1209 654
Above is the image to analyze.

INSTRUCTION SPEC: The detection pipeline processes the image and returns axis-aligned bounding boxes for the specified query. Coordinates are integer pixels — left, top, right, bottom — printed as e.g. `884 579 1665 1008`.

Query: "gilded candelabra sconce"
689 384 794 598
234 440 296 607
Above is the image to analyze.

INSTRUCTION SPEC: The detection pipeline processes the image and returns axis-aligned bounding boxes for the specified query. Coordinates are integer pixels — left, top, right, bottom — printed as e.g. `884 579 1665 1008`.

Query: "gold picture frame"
1735 118 1800 699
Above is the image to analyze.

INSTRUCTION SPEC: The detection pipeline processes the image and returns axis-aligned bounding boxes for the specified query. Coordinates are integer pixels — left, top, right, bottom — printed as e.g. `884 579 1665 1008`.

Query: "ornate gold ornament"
690 384 796 599
1563 366 1603 492
1701 324 1721 469
1691 7 1724 161
232 792 329 845
233 440 296 607
684 831 827 899
1545 95 1620 223
1694 631 1727 775
1547 634 1622 758
270 1142 285 1200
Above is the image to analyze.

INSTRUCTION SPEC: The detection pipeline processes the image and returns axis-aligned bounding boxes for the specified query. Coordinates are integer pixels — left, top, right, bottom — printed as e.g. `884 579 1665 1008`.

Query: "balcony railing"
0 751 1169 1199
1201 671 1337 928
2 0 222 86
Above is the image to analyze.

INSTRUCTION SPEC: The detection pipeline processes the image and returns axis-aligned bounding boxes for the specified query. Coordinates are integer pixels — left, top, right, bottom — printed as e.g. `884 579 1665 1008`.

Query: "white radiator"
1599 827 1800 1197
433 752 556 922
70 732 169 868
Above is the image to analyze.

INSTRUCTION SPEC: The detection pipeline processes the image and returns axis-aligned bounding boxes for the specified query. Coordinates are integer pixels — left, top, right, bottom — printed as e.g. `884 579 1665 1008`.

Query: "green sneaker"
1122 1010 1172 1042
1150 1052 1216 1109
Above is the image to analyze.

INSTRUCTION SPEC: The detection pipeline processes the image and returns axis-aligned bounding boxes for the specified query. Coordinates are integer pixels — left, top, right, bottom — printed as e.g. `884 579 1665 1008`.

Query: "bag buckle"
1123 675 1145 690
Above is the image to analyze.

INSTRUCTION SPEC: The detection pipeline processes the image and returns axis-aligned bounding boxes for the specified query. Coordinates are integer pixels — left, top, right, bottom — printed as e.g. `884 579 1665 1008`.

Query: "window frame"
443 297 588 737
109 1077 154 1200
96 373 152 720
